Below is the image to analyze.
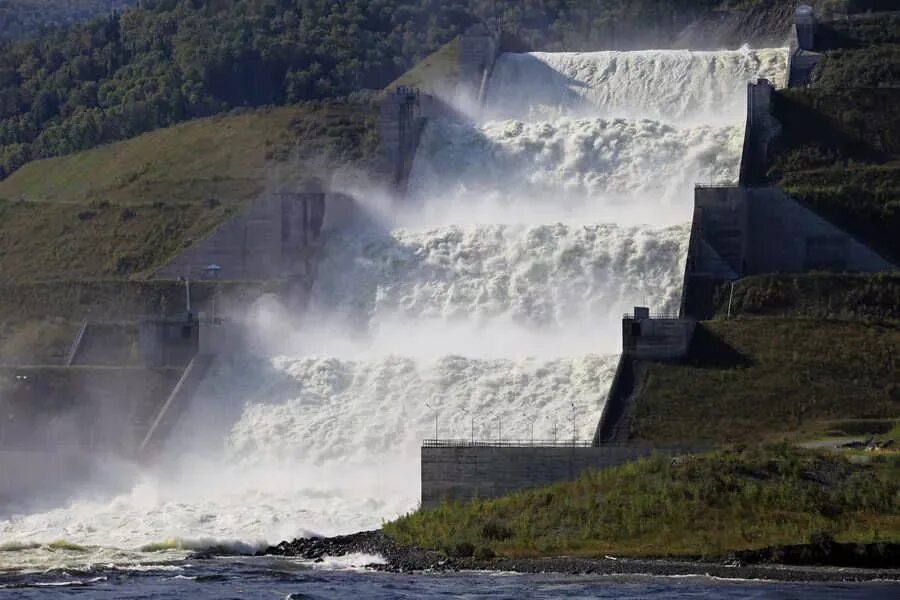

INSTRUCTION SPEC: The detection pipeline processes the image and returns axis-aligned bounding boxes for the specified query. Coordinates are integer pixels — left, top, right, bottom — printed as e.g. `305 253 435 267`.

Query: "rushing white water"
407 118 743 226
0 46 787 571
485 48 788 123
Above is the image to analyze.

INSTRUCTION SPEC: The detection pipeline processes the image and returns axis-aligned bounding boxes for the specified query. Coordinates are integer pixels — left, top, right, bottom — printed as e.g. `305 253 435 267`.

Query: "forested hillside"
0 1 137 40
0 0 797 181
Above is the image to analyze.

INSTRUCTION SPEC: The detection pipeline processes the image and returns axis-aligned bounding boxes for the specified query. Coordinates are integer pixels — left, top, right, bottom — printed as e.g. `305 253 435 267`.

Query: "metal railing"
423 439 595 448
622 312 680 320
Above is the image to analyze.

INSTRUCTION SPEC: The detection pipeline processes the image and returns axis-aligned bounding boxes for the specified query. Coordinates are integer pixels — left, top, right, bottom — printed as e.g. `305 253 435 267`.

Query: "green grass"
0 103 375 207
386 38 460 92
0 198 238 281
384 446 900 558
710 273 900 320
628 319 900 445
769 44 900 260
0 102 375 281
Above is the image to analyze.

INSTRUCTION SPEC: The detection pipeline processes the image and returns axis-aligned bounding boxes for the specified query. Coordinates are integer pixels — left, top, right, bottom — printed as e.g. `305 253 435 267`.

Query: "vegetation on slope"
384 446 900 558
710 273 900 320
768 9 900 261
627 319 900 445
770 88 900 262
0 100 375 281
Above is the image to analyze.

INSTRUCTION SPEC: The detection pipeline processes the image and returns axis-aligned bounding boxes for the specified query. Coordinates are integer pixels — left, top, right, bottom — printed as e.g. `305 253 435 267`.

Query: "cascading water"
0 47 787 572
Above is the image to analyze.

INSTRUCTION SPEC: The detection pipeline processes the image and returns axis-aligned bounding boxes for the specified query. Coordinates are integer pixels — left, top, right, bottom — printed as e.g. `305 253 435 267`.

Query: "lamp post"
529 417 536 445
425 402 437 441
571 401 577 445
461 407 474 444
495 414 502 444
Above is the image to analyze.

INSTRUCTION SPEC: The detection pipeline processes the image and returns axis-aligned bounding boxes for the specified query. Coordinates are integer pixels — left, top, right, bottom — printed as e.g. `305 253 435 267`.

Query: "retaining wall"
623 316 695 360
69 323 141 367
0 367 181 453
787 5 822 87
421 445 690 508
377 87 425 189
681 186 896 318
739 80 781 184
154 191 326 281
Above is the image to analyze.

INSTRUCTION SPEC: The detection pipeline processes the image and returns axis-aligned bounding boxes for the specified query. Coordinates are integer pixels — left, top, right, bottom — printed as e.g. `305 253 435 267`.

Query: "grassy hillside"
0 101 375 281
627 319 900 445
385 446 899 558
0 102 375 207
385 38 461 93
710 273 900 320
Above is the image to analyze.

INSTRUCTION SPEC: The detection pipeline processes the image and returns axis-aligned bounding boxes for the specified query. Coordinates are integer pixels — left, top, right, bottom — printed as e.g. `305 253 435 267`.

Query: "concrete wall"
681 185 896 318
739 80 781 184
787 5 823 87
198 317 244 356
138 318 199 368
139 354 214 456
622 313 696 361
70 323 141 367
0 367 181 453
421 445 687 508
592 356 636 445
377 87 426 189
155 191 325 281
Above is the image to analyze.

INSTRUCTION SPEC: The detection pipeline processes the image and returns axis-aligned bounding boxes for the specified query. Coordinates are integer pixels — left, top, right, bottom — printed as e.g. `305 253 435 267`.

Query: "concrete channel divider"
139 353 215 456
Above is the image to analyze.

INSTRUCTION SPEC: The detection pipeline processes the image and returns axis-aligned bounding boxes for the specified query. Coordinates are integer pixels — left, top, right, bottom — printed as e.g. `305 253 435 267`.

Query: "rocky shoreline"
260 531 900 583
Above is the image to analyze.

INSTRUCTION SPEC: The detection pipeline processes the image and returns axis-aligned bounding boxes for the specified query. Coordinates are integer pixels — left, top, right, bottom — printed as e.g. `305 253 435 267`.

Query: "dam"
1 45 788 555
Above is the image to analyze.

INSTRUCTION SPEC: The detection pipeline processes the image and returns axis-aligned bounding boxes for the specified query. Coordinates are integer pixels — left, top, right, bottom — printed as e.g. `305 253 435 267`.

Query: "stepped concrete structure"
787 4 823 87
592 308 696 445
680 186 896 319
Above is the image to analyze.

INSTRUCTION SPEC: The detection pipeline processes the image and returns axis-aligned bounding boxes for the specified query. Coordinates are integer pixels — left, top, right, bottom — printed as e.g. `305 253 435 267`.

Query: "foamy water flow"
0 47 787 571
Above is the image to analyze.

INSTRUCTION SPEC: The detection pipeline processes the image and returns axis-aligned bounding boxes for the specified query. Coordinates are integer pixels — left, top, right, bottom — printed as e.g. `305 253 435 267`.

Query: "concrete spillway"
0 47 788 567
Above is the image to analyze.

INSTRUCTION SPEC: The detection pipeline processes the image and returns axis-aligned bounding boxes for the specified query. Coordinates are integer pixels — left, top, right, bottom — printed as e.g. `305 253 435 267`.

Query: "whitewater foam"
406 117 742 227
485 48 788 123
